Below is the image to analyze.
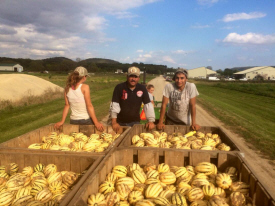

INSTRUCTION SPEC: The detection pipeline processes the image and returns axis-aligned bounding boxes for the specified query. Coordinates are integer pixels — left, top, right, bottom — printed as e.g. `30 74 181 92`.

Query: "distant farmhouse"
234 66 275 80
115 69 123 74
0 63 23 72
188 67 217 79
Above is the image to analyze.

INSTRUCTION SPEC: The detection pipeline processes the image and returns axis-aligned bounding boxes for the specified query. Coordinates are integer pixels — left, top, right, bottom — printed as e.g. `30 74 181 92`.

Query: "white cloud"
179 63 188 67
0 0 159 59
112 11 138 19
207 59 212 62
197 0 219 6
135 53 152 62
143 54 152 58
136 50 144 53
132 51 177 65
93 0 160 12
222 12 266 22
223 33 275 45
163 56 176 64
0 24 95 58
191 24 210 29
0 25 17 35
237 56 254 61
84 16 107 31
30 49 65 57
172 50 188 55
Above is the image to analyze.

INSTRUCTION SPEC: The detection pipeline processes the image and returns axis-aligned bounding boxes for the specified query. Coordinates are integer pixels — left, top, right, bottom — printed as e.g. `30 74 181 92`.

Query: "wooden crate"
0 124 130 155
118 124 240 152
68 148 274 206
0 150 103 206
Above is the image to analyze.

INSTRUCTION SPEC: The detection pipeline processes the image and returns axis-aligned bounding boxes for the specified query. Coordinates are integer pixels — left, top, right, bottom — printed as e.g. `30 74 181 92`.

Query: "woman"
54 66 104 131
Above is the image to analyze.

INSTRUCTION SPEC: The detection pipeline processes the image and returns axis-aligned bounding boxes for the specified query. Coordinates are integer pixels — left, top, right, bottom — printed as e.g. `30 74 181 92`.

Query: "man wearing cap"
157 68 200 131
110 66 155 132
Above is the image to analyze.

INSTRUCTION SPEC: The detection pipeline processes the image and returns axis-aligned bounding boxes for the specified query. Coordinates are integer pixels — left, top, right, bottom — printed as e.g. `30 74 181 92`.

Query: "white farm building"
0 63 23 72
187 67 217 79
233 66 275 80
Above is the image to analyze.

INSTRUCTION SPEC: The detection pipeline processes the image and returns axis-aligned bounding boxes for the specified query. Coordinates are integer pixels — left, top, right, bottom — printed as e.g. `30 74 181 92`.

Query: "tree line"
0 57 177 74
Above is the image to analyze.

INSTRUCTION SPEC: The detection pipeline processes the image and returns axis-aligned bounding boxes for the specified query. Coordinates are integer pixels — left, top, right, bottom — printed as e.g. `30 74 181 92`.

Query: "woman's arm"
189 97 200 131
82 84 104 131
54 92 70 129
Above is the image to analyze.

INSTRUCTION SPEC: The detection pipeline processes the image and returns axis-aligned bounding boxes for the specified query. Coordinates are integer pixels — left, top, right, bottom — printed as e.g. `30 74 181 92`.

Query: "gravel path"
0 74 63 101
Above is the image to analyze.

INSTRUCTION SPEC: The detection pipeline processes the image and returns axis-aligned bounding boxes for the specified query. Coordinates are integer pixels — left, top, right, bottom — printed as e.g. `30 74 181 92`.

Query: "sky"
0 0 275 71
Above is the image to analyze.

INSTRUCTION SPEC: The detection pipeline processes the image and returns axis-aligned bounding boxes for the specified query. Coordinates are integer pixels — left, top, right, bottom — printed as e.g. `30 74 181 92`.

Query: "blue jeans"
70 118 94 125
118 121 140 127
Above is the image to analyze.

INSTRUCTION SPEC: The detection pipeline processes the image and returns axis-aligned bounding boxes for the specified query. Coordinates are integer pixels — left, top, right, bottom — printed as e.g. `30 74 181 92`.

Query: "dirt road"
148 75 275 198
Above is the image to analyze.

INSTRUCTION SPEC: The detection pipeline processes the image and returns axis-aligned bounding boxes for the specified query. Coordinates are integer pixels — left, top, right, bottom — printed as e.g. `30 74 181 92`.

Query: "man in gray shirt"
157 68 200 131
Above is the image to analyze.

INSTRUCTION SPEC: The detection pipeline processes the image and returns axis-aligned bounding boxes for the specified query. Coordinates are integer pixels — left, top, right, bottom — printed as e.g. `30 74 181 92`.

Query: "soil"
148 76 275 198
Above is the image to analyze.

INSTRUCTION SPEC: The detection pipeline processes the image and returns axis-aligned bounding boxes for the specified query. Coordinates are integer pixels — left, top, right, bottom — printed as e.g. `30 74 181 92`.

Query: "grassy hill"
79 58 120 64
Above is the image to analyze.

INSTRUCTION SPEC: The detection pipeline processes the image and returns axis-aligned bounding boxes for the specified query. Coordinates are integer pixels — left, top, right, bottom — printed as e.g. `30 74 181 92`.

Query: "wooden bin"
0 124 130 155
119 124 240 152
68 148 274 206
0 150 104 206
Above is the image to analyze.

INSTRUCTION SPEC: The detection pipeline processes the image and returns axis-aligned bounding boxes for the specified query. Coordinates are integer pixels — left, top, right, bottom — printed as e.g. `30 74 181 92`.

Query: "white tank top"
67 84 90 120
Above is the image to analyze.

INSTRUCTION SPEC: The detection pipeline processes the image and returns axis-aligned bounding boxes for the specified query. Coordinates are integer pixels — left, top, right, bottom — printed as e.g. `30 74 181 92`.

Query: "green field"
0 73 156 143
194 81 275 159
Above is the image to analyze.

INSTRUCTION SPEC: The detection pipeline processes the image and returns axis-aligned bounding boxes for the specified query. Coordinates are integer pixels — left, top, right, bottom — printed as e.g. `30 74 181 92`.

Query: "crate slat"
62 124 80 134
255 182 272 206
164 150 186 166
249 173 257 203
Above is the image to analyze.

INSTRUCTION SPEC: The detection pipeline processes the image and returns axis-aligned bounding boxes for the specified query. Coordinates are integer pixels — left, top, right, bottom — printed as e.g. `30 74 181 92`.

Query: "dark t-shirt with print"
112 82 150 123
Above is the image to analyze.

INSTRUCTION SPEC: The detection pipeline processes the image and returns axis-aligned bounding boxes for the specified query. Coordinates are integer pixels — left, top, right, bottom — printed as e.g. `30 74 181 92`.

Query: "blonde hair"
65 71 83 93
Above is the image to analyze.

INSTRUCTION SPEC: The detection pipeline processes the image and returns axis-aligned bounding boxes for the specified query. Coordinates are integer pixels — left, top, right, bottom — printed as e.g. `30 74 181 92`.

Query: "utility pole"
143 67 146 84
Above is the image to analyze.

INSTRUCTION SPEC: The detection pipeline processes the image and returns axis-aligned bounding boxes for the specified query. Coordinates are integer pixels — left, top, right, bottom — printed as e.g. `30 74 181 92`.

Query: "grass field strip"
196 82 275 159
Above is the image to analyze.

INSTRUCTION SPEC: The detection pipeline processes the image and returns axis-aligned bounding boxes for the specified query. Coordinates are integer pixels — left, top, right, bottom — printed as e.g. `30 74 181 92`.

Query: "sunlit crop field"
194 81 275 159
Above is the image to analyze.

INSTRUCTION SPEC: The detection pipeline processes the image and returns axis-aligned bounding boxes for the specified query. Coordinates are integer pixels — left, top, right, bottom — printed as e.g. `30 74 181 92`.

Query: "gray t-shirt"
163 82 199 124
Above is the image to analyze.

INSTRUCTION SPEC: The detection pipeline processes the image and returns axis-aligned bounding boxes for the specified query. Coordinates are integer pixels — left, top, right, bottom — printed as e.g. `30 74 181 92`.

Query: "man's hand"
112 122 121 133
146 122 155 131
95 122 104 132
157 122 165 130
191 124 201 131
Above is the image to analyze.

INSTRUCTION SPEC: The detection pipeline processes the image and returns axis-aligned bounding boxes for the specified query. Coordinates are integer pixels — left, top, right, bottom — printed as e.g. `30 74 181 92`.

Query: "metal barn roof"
234 66 274 74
